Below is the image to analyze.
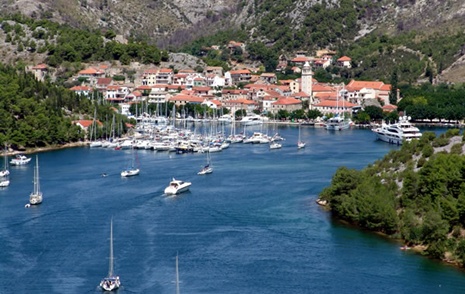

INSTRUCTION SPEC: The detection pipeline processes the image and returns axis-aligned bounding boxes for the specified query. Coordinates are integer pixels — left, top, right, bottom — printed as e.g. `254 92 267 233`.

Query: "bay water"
0 124 463 293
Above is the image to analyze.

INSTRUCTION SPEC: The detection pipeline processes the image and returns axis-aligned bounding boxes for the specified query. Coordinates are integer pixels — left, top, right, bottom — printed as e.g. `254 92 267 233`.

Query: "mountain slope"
2 0 465 83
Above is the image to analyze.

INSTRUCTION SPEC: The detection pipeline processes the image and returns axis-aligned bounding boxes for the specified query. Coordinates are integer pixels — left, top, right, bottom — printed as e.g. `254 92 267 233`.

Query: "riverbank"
4 141 88 156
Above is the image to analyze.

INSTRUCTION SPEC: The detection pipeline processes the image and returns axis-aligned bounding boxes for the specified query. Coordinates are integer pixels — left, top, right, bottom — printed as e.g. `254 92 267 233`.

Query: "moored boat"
29 155 42 205
10 154 31 165
371 116 422 145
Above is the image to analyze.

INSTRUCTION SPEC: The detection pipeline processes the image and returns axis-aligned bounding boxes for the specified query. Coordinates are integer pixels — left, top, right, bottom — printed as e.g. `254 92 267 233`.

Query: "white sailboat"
29 155 42 205
0 144 10 177
325 84 351 131
297 124 306 149
100 218 121 292
198 151 213 175
0 145 10 187
89 108 102 148
120 149 140 177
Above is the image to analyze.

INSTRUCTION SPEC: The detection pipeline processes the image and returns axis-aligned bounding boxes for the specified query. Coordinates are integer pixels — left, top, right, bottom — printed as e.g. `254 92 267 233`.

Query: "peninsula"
318 129 465 267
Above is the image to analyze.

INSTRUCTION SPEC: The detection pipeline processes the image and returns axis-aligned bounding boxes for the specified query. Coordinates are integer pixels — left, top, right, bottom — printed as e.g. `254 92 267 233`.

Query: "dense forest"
319 129 465 266
0 64 132 150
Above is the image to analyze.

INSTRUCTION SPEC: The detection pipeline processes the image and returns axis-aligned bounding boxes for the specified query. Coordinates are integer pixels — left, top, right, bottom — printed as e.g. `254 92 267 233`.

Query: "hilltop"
2 1 465 83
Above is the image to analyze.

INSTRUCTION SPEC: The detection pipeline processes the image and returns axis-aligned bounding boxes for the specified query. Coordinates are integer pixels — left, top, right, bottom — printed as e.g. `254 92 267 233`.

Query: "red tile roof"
70 85 92 91
291 57 310 63
313 99 357 108
273 97 302 105
346 80 385 90
169 95 204 103
97 78 112 85
32 63 47 70
337 56 351 61
230 69 251 75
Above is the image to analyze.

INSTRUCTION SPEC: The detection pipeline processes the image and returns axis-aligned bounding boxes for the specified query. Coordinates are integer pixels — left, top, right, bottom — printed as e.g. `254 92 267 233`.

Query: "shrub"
417 156 426 168
450 143 463 155
432 137 449 147
422 144 434 158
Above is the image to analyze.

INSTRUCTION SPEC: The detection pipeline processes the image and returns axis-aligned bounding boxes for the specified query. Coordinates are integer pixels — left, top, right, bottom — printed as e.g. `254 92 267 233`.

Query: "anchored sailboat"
121 148 140 177
198 151 213 175
0 145 10 187
100 218 121 292
29 155 42 205
0 144 9 177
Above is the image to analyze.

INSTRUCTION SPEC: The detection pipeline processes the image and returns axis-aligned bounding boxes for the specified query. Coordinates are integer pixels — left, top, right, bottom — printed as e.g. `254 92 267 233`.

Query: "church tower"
301 61 313 109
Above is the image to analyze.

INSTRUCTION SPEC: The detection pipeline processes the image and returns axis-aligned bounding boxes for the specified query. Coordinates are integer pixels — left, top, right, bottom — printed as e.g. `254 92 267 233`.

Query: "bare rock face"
0 0 242 47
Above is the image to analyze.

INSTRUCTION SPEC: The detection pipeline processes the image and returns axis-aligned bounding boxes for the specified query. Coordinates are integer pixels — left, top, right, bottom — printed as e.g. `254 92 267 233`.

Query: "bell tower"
301 61 313 109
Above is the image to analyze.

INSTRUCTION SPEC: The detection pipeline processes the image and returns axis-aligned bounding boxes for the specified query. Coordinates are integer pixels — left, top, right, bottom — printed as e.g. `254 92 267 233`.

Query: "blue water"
0 124 463 293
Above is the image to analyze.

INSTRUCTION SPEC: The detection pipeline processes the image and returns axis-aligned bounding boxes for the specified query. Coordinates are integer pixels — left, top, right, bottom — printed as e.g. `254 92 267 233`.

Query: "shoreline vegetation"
318 128 465 269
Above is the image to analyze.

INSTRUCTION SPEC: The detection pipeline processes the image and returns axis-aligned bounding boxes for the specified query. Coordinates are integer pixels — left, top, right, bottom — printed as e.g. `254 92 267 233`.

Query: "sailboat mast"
176 254 180 294
109 219 114 277
34 156 40 194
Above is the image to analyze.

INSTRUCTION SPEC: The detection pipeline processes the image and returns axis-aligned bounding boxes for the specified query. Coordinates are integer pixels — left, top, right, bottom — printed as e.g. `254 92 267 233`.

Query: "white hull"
121 168 140 177
0 170 9 177
100 277 121 291
29 156 42 205
164 179 192 195
325 120 350 131
372 117 422 145
10 155 31 165
30 193 43 205
89 141 102 148
0 179 10 187
373 131 403 145
100 219 121 292
198 167 213 175
270 142 282 149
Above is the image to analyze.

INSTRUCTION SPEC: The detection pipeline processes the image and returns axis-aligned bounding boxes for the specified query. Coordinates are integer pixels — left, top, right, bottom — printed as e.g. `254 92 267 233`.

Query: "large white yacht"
325 116 351 131
164 178 192 195
372 116 422 145
240 114 268 126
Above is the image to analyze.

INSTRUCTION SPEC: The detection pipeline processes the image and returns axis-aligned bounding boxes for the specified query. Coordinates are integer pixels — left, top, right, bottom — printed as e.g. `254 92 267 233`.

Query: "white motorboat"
10 154 31 165
164 178 192 195
372 116 422 145
29 155 42 205
244 132 270 144
0 178 10 187
100 219 121 292
240 114 268 126
270 142 282 149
